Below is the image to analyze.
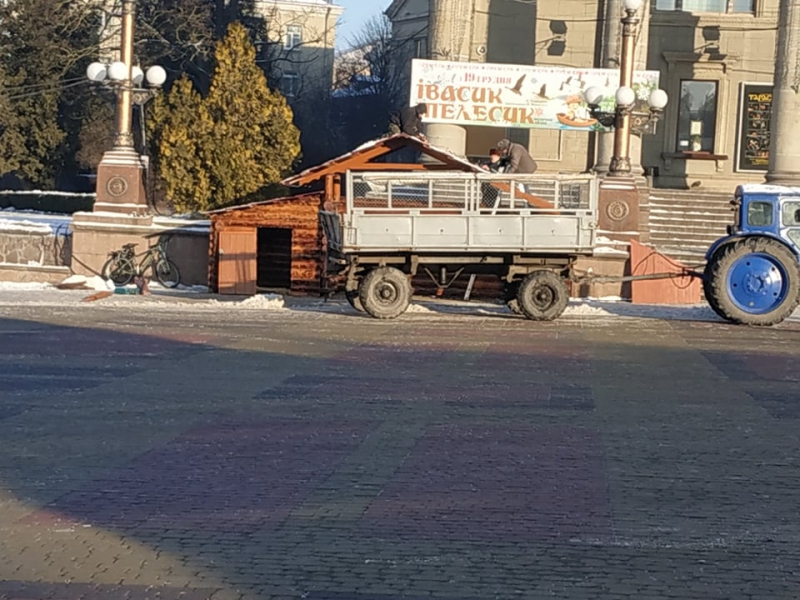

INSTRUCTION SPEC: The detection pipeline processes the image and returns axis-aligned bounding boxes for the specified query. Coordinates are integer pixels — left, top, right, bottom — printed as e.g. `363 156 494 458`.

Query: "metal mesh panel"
349 173 594 213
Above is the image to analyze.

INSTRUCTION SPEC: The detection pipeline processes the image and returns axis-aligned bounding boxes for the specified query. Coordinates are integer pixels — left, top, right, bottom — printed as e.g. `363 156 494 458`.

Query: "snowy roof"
204 192 323 216
737 183 800 196
282 133 481 187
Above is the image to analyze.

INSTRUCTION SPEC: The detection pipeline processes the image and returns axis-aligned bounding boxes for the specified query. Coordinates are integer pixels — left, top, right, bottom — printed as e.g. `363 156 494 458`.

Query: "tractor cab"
728 184 800 253
703 184 800 326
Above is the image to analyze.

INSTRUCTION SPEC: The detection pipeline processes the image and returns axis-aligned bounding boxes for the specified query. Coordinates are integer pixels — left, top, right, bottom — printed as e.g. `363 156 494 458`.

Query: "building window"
655 0 753 12
284 25 302 50
506 128 530 148
676 80 718 153
281 73 300 98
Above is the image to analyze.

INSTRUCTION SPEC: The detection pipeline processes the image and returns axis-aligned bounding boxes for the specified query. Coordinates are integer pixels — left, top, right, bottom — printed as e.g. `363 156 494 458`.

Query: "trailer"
321 170 599 320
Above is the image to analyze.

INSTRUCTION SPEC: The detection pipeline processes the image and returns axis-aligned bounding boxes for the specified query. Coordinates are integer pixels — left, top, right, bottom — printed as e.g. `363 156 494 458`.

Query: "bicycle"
102 238 181 288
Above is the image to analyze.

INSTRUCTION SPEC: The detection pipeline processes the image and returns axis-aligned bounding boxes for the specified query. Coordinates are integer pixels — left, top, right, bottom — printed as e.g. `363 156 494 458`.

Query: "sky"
335 0 392 49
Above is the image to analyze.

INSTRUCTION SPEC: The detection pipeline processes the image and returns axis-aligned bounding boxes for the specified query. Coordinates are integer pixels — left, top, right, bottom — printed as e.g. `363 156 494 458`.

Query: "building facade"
256 0 343 102
386 0 780 191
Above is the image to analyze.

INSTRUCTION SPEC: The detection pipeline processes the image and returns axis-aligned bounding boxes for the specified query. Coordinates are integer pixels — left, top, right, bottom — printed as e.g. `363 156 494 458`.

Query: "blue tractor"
704 184 800 326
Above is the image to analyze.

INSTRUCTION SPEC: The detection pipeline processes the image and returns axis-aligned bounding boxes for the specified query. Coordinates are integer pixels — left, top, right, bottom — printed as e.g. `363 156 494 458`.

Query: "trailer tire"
707 237 800 326
359 267 412 319
517 270 569 321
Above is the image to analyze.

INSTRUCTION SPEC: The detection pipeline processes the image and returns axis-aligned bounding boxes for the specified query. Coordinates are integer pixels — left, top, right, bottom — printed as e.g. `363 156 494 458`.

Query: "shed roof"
204 192 322 216
281 133 482 188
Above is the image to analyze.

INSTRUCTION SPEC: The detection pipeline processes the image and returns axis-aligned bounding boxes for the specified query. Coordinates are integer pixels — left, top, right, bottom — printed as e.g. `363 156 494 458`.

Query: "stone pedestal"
597 177 641 243
94 148 149 215
70 212 155 277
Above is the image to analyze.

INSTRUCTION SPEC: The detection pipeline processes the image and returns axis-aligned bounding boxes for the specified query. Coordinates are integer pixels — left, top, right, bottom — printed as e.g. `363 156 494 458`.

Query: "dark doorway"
257 227 292 289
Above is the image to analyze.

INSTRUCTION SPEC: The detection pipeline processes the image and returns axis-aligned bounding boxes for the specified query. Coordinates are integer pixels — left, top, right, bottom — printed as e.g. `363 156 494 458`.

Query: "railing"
345 171 596 215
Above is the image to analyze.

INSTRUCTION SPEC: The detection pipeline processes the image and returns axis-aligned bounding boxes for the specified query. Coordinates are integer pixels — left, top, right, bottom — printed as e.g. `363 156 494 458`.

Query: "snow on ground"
0 283 797 324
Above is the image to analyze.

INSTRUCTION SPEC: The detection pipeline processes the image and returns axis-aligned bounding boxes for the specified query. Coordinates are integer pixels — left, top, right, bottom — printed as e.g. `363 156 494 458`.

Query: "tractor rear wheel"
706 237 800 326
704 241 738 319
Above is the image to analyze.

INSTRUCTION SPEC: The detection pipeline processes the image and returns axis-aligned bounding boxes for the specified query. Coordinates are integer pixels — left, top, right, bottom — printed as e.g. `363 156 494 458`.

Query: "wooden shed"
207 134 482 295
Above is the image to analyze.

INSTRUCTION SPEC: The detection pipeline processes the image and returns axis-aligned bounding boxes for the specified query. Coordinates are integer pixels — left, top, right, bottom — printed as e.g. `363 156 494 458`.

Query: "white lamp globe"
622 0 643 10
132 66 144 86
146 65 167 87
648 88 669 110
615 86 636 108
86 62 107 83
584 86 605 105
107 61 129 82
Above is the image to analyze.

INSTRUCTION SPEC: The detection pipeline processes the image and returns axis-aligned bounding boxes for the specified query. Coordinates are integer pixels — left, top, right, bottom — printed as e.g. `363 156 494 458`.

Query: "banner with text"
410 59 661 132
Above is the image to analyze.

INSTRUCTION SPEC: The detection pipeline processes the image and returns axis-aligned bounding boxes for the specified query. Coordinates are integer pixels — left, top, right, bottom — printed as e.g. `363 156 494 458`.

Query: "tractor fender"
706 233 800 262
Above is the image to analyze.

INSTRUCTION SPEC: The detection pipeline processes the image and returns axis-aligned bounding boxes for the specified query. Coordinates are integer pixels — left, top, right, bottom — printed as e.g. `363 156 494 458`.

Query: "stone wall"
70 213 210 287
0 231 71 268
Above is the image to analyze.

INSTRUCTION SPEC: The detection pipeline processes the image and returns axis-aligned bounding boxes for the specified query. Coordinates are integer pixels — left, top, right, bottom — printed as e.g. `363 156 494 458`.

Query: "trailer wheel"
503 281 522 315
358 267 412 319
517 270 569 321
706 237 800 326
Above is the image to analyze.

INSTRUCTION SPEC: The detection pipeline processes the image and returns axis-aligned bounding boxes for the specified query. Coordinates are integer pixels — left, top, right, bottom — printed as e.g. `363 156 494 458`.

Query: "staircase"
647 189 736 266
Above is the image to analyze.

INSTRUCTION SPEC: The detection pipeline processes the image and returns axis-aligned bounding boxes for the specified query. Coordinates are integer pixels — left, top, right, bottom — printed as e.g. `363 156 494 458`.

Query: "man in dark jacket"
395 103 428 138
496 138 537 174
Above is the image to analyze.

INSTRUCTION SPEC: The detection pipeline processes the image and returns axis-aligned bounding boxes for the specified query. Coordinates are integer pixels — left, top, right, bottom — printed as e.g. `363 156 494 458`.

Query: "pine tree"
203 22 300 207
153 22 300 212
0 0 100 187
152 77 215 213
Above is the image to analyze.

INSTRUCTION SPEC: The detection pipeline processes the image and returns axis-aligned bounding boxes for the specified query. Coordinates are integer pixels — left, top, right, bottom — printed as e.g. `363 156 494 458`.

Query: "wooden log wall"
208 194 325 294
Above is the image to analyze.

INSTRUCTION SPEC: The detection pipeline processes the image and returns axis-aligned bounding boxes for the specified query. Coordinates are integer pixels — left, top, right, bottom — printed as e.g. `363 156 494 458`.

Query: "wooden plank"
218 229 257 295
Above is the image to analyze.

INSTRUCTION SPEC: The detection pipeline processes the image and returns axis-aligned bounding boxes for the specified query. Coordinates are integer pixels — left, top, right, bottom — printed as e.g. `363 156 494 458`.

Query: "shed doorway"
257 227 292 289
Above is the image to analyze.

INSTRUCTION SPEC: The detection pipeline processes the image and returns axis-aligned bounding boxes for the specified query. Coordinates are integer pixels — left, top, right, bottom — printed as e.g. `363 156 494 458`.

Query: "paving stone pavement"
1 298 799 600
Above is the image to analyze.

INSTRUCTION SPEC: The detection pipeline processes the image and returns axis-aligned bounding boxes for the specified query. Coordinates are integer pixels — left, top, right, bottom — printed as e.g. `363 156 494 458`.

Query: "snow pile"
406 303 434 314
564 302 615 317
0 218 53 235
56 275 115 291
202 293 286 310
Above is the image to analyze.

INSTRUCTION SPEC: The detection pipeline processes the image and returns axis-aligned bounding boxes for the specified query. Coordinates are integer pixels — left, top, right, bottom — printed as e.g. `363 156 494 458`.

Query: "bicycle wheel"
154 259 181 288
102 256 136 286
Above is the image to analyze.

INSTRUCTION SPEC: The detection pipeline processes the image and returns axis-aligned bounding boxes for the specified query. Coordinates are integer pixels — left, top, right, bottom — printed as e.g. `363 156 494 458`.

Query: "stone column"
766 0 800 185
595 0 650 177
423 0 473 157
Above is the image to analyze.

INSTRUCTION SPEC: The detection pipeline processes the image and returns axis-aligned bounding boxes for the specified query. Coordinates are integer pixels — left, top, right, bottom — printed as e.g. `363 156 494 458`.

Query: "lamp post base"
598 176 642 244
94 147 149 216
608 156 632 177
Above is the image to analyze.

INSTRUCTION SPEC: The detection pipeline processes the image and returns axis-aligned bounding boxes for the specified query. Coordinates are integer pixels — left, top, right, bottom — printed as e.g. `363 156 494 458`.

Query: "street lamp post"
84 0 166 215
584 0 668 178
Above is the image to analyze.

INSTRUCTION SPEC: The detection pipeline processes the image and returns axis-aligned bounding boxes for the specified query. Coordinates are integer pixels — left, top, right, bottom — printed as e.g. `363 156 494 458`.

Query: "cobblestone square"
1 295 799 599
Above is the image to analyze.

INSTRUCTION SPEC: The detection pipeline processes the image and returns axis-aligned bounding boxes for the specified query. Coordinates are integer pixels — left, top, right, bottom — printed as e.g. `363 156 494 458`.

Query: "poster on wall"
409 59 661 132
736 83 773 172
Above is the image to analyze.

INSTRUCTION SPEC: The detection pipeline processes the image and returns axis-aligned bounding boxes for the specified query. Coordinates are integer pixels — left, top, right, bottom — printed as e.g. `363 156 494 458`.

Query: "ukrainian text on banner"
410 59 661 131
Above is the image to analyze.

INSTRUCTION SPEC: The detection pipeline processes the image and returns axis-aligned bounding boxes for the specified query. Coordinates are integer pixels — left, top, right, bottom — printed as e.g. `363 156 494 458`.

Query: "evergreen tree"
154 23 300 212
0 0 100 187
204 22 300 206
151 77 214 213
